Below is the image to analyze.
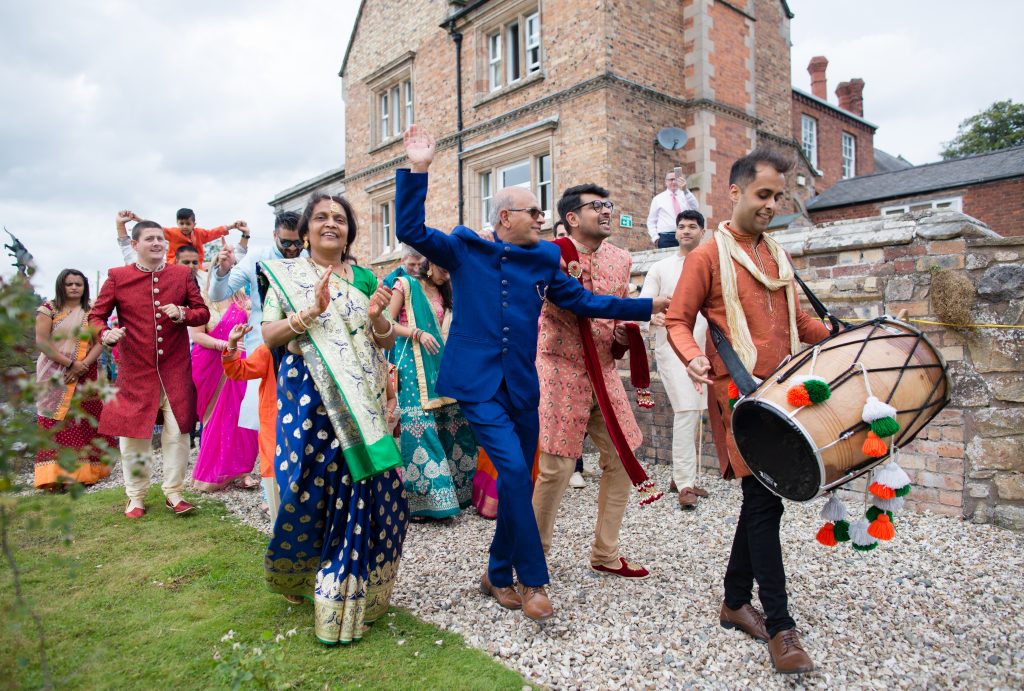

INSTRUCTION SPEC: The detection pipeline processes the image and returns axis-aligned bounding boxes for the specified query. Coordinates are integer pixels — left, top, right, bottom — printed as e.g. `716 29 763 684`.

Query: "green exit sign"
619 214 634 228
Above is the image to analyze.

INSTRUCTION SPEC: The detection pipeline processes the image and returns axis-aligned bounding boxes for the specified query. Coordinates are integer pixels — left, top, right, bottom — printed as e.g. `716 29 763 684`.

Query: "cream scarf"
715 222 800 371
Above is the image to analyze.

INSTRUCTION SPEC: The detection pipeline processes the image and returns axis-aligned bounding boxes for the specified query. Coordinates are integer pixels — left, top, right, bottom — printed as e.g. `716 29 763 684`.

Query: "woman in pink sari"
190 272 258 491
34 269 117 490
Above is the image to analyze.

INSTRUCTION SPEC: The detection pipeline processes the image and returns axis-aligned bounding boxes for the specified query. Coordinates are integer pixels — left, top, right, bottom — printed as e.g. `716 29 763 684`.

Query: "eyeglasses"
506 207 545 221
571 200 615 213
278 238 304 249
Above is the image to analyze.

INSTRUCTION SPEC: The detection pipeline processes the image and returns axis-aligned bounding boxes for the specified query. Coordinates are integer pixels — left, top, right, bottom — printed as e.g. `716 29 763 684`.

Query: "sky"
2 1 1021 294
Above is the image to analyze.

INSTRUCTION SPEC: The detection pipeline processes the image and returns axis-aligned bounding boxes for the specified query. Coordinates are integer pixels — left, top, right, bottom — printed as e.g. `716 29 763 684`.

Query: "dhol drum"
731 317 950 501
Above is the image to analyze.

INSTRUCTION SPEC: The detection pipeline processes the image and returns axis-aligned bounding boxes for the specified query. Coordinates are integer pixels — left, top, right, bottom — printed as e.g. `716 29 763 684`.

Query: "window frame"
364 52 415 150
801 114 818 171
479 4 542 95
881 197 963 216
841 132 856 179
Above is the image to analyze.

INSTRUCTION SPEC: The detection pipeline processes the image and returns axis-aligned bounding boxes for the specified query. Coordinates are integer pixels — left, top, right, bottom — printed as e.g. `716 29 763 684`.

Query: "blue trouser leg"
459 383 549 588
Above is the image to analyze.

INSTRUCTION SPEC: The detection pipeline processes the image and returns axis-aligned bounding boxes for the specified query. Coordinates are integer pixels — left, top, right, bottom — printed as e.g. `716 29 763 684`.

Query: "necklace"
308 258 353 302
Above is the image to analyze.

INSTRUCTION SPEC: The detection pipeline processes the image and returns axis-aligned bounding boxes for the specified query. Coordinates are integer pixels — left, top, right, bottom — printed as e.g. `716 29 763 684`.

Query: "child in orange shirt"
165 207 248 266
221 323 280 521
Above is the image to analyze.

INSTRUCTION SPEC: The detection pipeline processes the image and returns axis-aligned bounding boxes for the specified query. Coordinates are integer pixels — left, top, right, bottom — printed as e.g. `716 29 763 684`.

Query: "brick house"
806 145 1024 236
272 0 823 269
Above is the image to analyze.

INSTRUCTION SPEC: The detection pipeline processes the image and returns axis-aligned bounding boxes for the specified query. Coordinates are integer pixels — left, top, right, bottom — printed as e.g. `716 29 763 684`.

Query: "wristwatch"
240 233 250 239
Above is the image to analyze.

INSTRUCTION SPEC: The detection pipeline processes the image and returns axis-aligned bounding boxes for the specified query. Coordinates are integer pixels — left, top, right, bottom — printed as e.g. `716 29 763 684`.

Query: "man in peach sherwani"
533 183 656 580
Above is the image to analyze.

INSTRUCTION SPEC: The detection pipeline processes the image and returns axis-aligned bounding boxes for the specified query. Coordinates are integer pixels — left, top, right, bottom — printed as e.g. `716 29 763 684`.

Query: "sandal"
233 475 260 490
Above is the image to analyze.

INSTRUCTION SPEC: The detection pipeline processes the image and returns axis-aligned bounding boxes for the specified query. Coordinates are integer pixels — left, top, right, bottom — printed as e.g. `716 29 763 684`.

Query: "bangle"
296 310 314 330
372 320 394 339
288 314 306 334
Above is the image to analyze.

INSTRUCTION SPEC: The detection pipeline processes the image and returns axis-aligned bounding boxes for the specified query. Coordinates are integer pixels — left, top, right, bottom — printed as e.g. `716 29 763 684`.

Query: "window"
373 200 397 257
801 115 818 171
365 52 415 149
841 132 856 179
477 153 552 229
376 79 412 143
882 197 963 216
485 8 541 92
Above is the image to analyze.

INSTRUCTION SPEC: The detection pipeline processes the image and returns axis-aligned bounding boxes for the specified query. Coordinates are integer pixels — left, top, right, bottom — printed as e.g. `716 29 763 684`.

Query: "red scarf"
552 238 662 506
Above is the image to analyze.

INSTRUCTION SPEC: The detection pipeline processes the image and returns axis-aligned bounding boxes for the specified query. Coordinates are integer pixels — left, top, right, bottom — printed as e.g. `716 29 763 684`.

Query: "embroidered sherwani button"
502 326 510 333
504 246 511 252
502 347 508 353
155 312 162 319
502 337 508 343
153 288 160 294
501 290 508 297
157 337 163 343
153 277 159 282
156 325 162 331
502 302 508 308
501 256 508 262
154 300 161 306
158 349 164 355
501 279 508 286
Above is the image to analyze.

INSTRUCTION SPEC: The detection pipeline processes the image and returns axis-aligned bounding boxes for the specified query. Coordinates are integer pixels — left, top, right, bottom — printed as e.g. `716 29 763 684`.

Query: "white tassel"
794 374 828 386
874 459 910 489
862 395 897 423
849 518 878 549
872 496 905 513
820 494 848 522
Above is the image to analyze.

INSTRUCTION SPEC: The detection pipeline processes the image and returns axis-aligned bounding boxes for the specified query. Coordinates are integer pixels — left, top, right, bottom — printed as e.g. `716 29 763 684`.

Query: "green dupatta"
395 275 456 411
261 259 401 482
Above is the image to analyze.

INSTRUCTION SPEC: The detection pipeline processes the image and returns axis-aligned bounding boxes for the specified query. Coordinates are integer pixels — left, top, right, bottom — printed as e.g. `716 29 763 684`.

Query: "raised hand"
403 124 435 173
234 220 248 233
227 323 252 349
116 209 135 225
368 284 393 321
215 244 236 275
312 266 333 316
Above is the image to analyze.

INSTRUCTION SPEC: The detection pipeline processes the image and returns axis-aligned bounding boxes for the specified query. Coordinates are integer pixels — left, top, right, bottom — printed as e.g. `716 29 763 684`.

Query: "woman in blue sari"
260 191 406 646
386 261 478 519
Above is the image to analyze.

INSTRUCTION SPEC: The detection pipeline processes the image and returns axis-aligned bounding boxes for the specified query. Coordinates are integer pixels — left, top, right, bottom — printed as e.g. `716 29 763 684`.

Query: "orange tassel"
867 513 896 541
869 481 896 500
862 430 888 458
815 522 838 547
787 385 811 407
727 380 739 400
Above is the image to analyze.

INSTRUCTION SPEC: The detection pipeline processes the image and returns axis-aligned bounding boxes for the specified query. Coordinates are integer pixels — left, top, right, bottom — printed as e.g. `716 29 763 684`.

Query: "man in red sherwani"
533 183 662 580
90 220 210 518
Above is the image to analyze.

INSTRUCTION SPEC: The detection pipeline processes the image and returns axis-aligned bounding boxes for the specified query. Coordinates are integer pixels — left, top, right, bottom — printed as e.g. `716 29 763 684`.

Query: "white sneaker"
569 471 586 489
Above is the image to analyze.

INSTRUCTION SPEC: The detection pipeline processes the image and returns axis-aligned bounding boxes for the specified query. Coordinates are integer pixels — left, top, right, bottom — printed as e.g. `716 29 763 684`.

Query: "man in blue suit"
396 125 670 622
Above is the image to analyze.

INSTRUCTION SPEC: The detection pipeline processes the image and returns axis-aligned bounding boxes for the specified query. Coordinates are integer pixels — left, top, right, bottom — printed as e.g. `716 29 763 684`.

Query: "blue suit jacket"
395 169 653 409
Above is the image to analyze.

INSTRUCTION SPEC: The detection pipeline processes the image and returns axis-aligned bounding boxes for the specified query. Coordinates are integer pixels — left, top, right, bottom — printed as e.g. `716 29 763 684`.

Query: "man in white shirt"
640 209 709 509
646 171 699 248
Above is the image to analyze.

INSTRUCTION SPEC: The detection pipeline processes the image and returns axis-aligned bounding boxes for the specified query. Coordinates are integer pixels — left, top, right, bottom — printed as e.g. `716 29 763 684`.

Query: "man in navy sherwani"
396 125 670 622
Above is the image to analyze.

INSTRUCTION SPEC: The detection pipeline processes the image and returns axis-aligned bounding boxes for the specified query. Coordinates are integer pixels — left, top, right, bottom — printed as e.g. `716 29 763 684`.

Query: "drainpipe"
447 22 465 225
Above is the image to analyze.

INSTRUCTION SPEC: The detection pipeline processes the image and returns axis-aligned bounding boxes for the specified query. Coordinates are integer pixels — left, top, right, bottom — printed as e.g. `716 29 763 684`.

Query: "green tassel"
804 379 831 404
895 485 911 497
865 506 894 522
833 519 850 542
870 417 901 438
852 541 878 552
729 398 738 410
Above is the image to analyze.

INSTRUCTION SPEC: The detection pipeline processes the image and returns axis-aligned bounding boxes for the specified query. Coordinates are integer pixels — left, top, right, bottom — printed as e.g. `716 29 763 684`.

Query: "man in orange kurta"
533 183 656 580
665 151 830 675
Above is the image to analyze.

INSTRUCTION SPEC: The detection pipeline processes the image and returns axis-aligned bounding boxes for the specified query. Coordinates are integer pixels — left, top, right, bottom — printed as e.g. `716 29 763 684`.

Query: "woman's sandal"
233 475 260 490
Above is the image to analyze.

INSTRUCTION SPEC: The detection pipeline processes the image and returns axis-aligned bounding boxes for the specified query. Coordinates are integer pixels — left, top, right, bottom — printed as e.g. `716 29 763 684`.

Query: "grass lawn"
0 488 528 690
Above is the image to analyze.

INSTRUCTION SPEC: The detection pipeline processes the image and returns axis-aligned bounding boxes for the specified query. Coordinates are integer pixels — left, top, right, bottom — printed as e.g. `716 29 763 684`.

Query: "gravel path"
19 454 1024 689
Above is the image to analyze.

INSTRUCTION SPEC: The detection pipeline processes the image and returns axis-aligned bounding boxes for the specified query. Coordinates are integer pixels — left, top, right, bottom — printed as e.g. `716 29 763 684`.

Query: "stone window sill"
473 71 545 109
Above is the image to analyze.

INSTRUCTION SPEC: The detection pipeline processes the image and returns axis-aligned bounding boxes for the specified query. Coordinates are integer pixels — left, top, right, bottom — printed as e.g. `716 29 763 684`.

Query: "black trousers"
723 476 795 636
656 232 679 249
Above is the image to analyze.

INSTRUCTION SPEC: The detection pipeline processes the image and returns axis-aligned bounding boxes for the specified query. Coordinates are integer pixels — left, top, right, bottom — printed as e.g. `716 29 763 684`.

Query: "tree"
940 99 1024 159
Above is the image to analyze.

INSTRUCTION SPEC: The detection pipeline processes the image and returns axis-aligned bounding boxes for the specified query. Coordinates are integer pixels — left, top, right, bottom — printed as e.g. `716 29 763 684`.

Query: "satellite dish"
656 127 688 150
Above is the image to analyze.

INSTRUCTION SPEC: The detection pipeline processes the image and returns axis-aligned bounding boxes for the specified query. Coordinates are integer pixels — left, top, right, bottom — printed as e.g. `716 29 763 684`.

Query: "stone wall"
618 210 1024 530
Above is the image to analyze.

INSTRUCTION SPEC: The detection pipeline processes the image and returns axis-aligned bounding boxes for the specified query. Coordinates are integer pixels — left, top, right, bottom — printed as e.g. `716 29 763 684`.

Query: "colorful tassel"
863 430 888 458
816 522 838 547
867 512 896 541
636 387 654 409
861 395 897 424
869 480 896 500
849 518 878 552
833 519 850 542
865 506 892 522
874 459 911 489
727 380 739 409
786 384 812 407
870 416 901 438
819 494 848 522
895 485 911 497
872 495 905 513
804 377 831 403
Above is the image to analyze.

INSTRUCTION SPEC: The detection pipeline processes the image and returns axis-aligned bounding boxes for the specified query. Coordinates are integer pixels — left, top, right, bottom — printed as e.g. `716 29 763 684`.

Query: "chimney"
807 56 828 100
846 78 865 116
836 81 852 112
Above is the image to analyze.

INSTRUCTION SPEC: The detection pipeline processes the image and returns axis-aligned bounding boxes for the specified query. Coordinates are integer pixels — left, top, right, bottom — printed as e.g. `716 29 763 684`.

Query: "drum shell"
732 318 950 501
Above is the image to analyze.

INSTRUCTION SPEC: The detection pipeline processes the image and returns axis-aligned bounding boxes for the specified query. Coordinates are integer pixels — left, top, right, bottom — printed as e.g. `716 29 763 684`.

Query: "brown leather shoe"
518 584 553 622
690 486 709 498
719 602 769 642
678 488 698 510
769 628 815 674
479 573 522 610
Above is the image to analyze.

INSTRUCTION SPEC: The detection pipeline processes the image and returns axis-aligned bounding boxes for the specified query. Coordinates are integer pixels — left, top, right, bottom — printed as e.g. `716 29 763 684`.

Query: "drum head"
732 399 822 501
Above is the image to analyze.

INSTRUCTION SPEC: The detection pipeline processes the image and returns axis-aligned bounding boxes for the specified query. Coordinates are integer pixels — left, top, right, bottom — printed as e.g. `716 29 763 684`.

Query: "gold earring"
427 268 433 277
303 238 309 249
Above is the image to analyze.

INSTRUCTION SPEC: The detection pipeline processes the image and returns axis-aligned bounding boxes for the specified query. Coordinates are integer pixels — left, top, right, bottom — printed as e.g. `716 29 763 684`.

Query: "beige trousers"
533 396 631 568
119 390 189 503
671 410 702 490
